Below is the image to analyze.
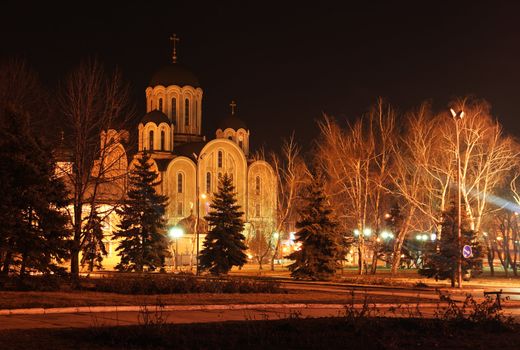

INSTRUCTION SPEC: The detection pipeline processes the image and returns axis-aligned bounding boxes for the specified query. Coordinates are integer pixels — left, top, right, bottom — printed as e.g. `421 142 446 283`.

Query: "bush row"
88 275 284 294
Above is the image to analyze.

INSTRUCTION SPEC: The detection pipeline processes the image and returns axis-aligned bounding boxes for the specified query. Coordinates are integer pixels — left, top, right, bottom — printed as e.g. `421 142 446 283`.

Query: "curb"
0 303 444 316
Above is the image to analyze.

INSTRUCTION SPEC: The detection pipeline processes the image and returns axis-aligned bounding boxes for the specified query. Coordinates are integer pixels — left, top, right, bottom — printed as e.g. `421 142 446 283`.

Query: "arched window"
195 100 198 124
184 98 190 126
177 173 183 193
255 203 261 217
171 97 177 118
228 136 233 140
218 151 223 168
255 176 261 195
149 130 154 150
160 130 165 151
206 172 211 193
158 98 163 111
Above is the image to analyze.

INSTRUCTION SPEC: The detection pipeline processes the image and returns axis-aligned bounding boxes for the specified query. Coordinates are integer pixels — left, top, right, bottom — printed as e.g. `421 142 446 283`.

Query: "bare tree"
57 58 134 279
249 135 308 271
317 99 396 274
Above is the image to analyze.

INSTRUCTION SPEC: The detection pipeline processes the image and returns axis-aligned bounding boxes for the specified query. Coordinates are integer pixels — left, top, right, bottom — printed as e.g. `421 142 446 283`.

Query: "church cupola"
216 100 250 156
145 34 204 145
138 110 174 152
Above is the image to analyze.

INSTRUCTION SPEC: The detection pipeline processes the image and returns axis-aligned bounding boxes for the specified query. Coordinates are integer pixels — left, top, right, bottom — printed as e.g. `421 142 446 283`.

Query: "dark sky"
2 1 520 152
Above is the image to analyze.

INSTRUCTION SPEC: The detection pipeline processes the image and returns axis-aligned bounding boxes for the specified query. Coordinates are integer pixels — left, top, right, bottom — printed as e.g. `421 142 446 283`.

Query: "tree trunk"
1 251 12 276
19 251 28 278
390 213 412 275
270 237 280 271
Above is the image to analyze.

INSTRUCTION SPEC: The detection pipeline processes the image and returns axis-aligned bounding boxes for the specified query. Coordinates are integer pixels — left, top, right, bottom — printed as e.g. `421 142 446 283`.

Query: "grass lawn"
0 317 517 349
0 290 434 309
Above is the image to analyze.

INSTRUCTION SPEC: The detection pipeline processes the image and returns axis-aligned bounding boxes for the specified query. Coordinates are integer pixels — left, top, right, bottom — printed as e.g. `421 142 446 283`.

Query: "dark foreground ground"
0 317 518 350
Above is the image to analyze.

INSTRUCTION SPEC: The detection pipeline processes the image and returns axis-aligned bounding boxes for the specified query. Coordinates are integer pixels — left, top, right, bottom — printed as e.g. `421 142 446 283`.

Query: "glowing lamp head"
169 227 184 239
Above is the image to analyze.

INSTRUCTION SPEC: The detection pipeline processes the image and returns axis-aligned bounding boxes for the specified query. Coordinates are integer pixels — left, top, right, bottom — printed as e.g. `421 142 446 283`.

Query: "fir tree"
114 152 169 272
287 175 341 280
199 173 247 275
81 206 107 272
0 106 70 277
419 201 483 286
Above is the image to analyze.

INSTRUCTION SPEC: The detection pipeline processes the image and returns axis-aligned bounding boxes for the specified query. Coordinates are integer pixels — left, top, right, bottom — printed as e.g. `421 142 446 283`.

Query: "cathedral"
90 41 277 270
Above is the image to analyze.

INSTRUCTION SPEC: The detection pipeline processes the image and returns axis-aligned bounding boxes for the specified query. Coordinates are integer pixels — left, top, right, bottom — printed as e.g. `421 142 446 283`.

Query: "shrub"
88 275 284 294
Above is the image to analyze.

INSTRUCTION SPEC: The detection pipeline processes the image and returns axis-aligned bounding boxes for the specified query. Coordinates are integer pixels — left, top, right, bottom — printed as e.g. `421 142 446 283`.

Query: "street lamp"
168 226 184 270
450 108 465 288
192 151 206 275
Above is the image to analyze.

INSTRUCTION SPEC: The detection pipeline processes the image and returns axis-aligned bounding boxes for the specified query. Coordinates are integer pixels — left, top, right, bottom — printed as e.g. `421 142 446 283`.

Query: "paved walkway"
1 302 519 330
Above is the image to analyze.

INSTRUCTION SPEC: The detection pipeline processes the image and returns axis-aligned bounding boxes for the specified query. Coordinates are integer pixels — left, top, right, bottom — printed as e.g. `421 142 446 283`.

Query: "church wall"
145 85 203 137
198 139 248 219
164 156 197 226
247 160 277 240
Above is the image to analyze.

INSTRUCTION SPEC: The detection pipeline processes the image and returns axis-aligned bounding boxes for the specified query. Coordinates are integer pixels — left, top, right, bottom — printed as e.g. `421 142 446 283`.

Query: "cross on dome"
230 100 237 115
169 33 180 63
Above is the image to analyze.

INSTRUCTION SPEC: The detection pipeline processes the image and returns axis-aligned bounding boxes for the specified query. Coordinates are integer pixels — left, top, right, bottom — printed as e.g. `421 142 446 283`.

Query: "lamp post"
193 152 206 275
450 108 465 289
169 226 184 270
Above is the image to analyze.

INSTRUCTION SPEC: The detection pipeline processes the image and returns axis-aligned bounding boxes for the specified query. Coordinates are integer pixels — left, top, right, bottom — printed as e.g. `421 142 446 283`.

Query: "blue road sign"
462 245 472 259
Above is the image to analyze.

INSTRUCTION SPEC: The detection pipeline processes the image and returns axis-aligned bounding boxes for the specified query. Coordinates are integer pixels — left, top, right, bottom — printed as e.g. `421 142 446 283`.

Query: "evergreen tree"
199 173 247 275
0 106 70 276
114 153 169 272
287 175 341 280
419 201 483 286
81 206 107 272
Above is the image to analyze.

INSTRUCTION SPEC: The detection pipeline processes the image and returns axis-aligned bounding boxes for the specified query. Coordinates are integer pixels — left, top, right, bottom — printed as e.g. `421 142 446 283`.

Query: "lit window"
218 151 223 168
177 202 183 216
185 98 190 126
149 130 154 150
160 130 165 151
255 176 261 195
158 98 163 111
177 173 183 193
206 172 211 193
171 97 177 118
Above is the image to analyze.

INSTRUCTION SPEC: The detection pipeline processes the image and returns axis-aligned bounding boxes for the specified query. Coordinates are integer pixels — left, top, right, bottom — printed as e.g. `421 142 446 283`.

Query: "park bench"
483 289 503 309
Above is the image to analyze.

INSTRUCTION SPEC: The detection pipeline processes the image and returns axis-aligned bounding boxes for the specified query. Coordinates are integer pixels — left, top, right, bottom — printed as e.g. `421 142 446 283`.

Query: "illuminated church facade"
89 44 277 270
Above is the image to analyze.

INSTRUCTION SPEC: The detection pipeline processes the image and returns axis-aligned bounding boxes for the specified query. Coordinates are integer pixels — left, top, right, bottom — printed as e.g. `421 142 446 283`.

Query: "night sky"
2 1 520 152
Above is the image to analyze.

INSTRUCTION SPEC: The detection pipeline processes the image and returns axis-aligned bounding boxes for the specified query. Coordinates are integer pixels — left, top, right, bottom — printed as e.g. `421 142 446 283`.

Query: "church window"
171 97 177 118
177 173 183 193
228 136 233 140
177 202 183 216
185 98 190 126
255 176 261 195
255 203 261 217
206 172 211 193
218 151 223 168
149 130 154 150
158 98 163 111
160 130 165 150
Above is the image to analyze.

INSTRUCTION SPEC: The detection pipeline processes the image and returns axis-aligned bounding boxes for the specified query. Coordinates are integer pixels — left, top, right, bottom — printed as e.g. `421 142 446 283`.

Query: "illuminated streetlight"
450 107 464 289
363 228 372 237
169 226 184 270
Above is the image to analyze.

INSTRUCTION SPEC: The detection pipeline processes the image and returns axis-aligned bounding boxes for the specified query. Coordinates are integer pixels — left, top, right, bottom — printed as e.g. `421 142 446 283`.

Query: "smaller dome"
140 110 172 125
218 115 248 131
149 64 200 87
